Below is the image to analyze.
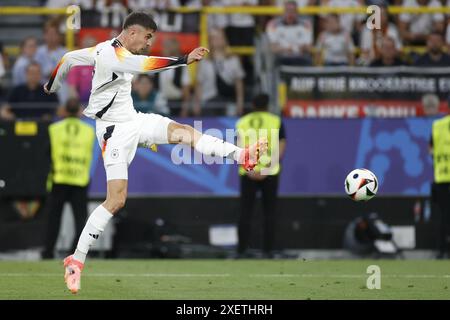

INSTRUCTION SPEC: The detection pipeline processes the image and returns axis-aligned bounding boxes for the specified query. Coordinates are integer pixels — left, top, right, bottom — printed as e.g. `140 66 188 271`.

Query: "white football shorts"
95 112 173 180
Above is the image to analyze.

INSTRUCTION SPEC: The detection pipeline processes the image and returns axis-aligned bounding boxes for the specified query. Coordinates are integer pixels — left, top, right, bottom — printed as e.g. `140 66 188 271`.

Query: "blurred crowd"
0 0 449 119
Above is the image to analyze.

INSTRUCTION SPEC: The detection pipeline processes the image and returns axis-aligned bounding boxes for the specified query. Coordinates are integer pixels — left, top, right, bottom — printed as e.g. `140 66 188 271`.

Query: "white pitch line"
92 273 232 277
0 273 231 277
251 274 450 278
0 273 450 279
251 274 365 278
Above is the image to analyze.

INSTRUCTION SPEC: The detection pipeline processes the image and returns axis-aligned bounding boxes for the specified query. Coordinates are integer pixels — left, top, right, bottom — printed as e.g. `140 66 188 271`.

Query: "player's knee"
115 195 126 210
168 122 192 144
180 124 193 142
105 192 127 213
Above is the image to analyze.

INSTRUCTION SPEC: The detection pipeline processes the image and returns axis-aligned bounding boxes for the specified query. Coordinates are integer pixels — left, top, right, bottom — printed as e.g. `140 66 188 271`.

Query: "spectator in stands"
398 0 445 45
266 0 314 66
12 37 39 87
0 62 59 120
186 0 228 31
446 0 450 51
320 0 365 42
131 74 169 115
96 0 129 29
259 0 315 33
128 0 180 10
370 37 407 66
315 14 355 66
223 0 257 101
194 28 245 116
0 43 5 100
46 0 95 9
45 0 99 28
35 19 67 81
365 0 389 4
415 32 450 67
0 41 10 74
153 37 192 117
276 0 315 6
359 6 403 66
35 19 68 103
447 15 450 52
67 36 96 104
223 0 257 46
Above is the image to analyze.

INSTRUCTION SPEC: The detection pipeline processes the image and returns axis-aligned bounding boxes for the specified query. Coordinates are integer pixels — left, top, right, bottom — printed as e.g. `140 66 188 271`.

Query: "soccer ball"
345 168 378 201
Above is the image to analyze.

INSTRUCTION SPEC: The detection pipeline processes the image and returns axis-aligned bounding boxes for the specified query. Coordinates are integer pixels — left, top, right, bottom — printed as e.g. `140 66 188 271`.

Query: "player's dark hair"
123 11 158 31
253 93 269 110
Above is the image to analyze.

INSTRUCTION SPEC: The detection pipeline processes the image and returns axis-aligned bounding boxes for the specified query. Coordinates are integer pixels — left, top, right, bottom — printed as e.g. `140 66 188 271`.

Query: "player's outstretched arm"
110 46 209 75
44 47 96 94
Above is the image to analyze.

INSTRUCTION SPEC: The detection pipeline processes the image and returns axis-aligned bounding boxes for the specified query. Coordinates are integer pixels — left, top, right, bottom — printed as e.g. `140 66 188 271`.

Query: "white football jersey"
46 38 187 122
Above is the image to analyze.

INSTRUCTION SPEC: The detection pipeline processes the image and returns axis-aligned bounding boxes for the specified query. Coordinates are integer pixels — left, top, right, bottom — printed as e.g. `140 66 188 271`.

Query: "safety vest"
49 117 95 187
236 111 282 176
432 115 450 183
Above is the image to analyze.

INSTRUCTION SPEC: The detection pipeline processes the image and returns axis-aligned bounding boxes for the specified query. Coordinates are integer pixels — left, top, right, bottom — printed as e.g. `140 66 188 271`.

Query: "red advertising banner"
285 100 449 118
280 66 450 118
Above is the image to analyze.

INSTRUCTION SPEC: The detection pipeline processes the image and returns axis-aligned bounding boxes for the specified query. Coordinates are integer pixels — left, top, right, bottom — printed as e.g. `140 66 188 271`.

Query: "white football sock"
194 134 243 162
73 205 113 264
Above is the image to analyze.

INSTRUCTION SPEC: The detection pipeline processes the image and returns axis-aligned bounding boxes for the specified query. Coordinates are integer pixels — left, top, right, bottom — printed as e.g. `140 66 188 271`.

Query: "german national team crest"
111 148 119 159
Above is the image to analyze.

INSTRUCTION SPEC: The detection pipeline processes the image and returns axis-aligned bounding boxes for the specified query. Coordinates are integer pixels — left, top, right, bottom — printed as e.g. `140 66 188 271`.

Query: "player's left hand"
187 47 209 64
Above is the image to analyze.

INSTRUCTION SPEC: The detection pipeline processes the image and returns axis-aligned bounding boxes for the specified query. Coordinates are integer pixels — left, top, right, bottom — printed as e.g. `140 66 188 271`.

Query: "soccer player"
44 11 267 294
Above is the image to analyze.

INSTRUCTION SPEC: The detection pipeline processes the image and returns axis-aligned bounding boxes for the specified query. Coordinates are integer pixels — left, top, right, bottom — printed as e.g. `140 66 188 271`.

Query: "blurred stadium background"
0 0 449 266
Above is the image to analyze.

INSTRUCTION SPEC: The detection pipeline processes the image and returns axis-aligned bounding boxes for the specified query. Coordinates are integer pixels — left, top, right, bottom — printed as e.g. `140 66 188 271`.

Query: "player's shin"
194 134 243 162
73 205 113 264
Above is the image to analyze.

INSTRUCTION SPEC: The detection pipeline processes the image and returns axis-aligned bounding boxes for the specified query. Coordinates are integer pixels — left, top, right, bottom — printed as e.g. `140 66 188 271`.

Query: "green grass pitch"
0 259 450 299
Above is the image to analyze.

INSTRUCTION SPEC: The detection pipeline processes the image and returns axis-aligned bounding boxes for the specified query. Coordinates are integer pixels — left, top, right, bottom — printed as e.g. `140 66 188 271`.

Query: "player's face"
129 25 155 55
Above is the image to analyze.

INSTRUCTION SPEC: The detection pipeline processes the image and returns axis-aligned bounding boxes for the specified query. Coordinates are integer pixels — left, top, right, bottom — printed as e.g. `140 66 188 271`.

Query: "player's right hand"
187 47 209 64
43 83 50 94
